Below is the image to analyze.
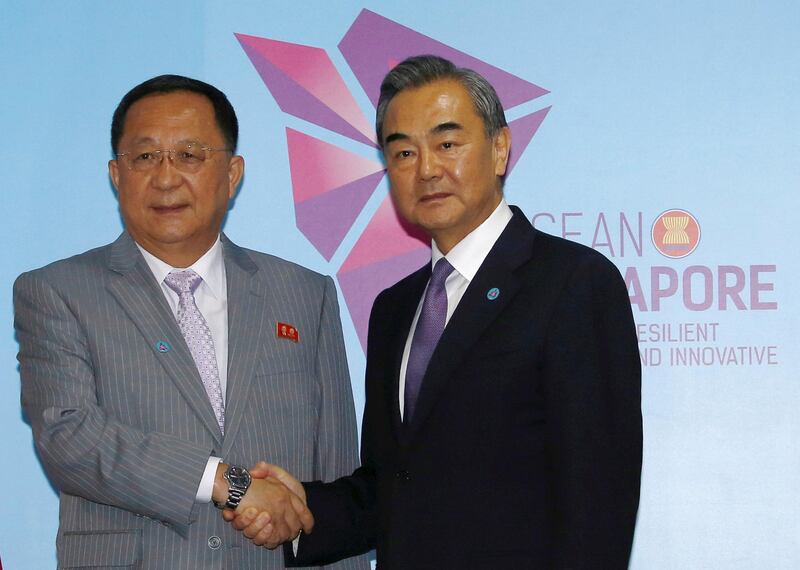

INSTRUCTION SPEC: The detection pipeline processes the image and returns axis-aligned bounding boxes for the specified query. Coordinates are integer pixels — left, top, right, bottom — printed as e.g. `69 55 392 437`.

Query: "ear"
227 155 245 199
493 127 511 177
108 159 120 192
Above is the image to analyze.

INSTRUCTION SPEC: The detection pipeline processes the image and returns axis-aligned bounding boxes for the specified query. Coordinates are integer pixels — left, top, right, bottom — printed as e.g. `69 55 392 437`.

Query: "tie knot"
164 269 202 296
430 257 454 289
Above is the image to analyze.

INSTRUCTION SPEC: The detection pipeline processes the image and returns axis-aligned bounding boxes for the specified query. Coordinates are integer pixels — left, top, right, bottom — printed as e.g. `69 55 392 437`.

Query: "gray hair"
375 55 507 147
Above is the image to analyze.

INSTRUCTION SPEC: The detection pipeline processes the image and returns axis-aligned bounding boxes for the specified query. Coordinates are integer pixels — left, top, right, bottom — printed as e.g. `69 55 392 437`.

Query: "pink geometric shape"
339 193 429 273
287 129 385 260
339 9 549 110
236 33 377 147
338 247 430 353
287 128 384 202
295 170 387 261
338 193 430 352
236 11 553 354
507 107 551 175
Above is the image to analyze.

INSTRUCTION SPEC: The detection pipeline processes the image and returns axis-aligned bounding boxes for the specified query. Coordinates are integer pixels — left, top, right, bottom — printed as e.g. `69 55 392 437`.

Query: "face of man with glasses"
109 90 244 267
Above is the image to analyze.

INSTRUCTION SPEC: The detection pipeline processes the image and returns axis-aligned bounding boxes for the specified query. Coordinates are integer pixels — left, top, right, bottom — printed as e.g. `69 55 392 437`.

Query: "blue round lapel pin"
155 340 171 353
486 287 500 301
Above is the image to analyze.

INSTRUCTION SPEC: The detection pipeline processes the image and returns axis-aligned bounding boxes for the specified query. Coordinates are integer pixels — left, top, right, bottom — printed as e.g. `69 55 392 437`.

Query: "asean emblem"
651 209 701 259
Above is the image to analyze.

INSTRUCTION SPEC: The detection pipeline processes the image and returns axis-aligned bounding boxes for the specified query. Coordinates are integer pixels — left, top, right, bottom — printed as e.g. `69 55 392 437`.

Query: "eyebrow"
383 122 464 146
129 136 158 146
431 121 463 135
128 137 204 147
384 132 408 146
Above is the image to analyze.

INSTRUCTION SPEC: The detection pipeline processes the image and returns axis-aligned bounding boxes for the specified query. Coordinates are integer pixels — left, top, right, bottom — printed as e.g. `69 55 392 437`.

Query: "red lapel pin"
276 322 300 343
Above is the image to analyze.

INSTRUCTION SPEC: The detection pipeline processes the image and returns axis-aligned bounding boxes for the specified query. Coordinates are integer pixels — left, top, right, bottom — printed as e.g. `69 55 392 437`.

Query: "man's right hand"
215 463 313 549
249 461 307 503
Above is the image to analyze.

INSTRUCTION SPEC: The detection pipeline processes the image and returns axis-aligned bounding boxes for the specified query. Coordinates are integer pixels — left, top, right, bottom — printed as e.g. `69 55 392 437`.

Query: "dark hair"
111 75 238 154
375 55 507 147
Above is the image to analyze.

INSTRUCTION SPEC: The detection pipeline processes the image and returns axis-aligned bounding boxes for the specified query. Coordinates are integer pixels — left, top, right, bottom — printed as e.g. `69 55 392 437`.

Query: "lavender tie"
164 269 225 433
404 257 454 423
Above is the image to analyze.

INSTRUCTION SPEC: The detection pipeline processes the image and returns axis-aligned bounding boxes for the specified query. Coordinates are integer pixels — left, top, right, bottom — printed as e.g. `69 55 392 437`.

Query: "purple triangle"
240 39 376 147
295 170 386 260
339 9 549 110
507 107 551 175
338 247 430 352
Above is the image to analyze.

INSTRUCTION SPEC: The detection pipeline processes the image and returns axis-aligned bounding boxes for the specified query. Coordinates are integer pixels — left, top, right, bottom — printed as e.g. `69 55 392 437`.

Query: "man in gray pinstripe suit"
14 75 369 569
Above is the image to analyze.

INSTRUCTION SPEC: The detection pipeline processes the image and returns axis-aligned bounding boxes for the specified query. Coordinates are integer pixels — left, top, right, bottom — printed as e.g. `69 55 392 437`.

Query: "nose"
417 147 442 181
150 151 183 190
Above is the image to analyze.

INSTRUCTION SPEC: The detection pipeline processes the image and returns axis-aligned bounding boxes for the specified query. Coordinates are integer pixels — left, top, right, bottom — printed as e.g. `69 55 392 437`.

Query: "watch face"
226 466 252 489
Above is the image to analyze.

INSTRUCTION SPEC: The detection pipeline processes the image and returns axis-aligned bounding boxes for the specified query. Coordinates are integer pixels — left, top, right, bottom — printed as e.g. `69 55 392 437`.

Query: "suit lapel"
218 235 268 455
105 233 224 446
405 209 537 441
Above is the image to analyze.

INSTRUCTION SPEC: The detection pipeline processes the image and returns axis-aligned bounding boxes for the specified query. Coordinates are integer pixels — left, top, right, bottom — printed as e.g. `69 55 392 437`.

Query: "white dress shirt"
137 237 227 503
398 199 513 418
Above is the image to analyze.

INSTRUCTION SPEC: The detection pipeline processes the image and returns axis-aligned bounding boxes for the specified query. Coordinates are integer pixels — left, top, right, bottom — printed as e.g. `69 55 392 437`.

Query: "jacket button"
208 535 222 549
395 470 410 480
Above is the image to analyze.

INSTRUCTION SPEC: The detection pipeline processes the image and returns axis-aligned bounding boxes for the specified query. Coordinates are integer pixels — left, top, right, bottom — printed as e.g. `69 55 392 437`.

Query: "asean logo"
236 9 549 351
651 209 701 259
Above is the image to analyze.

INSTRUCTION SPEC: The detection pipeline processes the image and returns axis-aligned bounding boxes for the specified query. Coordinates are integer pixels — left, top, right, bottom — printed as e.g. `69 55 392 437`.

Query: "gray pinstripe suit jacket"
14 232 369 570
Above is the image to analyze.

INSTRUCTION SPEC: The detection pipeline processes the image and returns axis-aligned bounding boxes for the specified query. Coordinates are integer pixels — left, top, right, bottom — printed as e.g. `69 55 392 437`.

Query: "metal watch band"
224 487 246 509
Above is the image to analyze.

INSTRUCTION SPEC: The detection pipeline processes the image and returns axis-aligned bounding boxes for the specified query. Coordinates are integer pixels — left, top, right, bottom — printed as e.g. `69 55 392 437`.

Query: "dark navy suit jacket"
290 207 642 569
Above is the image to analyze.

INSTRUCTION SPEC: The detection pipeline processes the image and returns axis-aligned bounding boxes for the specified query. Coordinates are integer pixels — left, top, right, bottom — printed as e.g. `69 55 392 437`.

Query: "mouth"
419 192 452 203
151 204 189 214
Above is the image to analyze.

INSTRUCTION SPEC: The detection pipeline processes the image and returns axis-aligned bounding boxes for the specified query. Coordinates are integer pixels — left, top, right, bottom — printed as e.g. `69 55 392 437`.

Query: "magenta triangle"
338 247 431 352
339 9 549 110
295 170 386 260
239 37 376 147
507 107 551 176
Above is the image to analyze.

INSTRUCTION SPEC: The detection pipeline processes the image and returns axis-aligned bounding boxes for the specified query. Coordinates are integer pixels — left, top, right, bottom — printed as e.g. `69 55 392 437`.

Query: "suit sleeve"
14 271 210 529
303 276 372 569
543 254 642 569
285 281 380 567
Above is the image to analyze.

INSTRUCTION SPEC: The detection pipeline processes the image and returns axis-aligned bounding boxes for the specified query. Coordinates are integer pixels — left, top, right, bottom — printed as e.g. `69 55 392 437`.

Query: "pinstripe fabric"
15 232 369 570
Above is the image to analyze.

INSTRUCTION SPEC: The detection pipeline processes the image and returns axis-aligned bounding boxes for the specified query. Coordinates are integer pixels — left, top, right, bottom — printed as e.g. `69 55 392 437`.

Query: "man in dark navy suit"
231 55 642 570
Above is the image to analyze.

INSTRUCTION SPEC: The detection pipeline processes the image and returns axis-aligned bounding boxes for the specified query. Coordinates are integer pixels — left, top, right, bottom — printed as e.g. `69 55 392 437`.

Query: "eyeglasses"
116 142 231 173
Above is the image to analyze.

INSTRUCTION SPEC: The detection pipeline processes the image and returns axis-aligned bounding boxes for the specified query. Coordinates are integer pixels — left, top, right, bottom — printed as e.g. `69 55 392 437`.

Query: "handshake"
214 461 313 549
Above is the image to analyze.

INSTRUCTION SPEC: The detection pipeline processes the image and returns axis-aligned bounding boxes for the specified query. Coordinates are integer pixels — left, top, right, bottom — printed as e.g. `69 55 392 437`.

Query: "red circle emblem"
651 209 701 258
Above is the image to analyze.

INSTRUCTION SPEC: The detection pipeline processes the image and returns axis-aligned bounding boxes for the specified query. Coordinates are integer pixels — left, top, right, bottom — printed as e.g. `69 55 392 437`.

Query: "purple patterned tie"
164 269 225 433
404 257 454 423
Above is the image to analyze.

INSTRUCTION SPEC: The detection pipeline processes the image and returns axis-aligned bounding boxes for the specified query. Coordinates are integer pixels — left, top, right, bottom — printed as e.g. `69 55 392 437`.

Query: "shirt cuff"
196 456 222 503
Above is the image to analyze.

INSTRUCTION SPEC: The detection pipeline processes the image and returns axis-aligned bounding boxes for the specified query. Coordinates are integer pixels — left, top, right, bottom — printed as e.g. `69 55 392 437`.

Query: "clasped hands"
221 462 311 549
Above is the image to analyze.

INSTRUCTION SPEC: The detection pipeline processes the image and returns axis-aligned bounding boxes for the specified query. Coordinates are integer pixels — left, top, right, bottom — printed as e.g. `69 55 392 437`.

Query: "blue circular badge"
155 340 171 353
486 287 500 301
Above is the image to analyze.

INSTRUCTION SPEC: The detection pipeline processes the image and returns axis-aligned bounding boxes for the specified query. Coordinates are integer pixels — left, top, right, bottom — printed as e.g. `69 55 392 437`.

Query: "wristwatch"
217 465 252 510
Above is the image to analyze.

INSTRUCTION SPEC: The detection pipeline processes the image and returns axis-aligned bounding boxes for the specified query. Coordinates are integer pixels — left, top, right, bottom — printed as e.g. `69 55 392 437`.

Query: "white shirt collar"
136 237 226 301
431 199 513 282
